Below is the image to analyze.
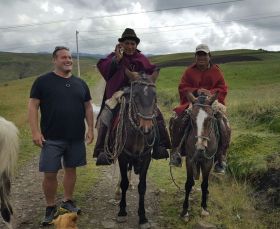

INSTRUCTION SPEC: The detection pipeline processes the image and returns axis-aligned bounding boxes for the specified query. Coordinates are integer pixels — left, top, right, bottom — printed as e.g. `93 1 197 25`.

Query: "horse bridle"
191 103 218 160
127 79 157 147
128 79 156 129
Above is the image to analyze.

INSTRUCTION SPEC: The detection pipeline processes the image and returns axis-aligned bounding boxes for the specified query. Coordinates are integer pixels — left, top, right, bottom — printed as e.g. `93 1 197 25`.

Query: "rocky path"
76 165 161 229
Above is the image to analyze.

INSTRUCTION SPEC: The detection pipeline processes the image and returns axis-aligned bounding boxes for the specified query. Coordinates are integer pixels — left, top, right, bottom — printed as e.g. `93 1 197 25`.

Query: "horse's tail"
0 117 19 177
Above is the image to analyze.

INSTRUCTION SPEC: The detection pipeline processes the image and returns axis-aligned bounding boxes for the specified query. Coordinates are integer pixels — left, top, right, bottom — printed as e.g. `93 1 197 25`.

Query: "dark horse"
109 69 158 228
180 92 219 222
0 116 19 228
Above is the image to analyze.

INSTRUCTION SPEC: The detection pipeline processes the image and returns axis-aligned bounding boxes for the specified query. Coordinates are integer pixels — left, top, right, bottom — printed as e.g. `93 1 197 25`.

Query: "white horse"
0 116 19 229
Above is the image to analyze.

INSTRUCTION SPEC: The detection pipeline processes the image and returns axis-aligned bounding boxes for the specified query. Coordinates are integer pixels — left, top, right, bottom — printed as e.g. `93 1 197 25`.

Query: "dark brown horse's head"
186 91 219 158
125 69 158 133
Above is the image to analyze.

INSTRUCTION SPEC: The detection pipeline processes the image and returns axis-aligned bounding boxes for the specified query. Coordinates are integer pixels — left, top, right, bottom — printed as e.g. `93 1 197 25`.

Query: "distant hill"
1 49 279 83
149 49 280 68
0 52 98 83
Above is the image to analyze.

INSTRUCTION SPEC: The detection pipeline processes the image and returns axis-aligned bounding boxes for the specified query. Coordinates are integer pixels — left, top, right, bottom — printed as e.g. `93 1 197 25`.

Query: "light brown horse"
180 92 219 222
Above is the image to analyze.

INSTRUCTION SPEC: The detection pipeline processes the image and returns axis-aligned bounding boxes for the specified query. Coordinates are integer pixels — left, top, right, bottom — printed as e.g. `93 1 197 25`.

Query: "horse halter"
192 102 215 143
128 78 157 127
127 78 157 147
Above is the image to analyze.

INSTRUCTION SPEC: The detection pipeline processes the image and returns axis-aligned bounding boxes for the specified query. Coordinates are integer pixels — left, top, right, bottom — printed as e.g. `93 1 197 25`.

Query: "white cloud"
0 0 279 54
53 6 64 14
41 2 49 12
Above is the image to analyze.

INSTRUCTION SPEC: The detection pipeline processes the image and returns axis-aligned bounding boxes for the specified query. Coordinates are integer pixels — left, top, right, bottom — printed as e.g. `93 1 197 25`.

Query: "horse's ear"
186 92 196 104
150 68 160 83
208 91 219 105
125 68 140 81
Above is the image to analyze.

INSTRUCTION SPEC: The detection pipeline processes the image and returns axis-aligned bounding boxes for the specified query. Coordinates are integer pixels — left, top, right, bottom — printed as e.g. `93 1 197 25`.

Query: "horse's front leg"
181 162 194 222
138 155 151 228
117 157 129 222
200 161 212 217
115 163 133 200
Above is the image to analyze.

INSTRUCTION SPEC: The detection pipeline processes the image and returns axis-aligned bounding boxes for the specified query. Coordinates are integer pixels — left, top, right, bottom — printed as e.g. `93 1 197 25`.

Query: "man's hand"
85 130 94 145
198 88 211 96
32 131 45 147
115 44 124 62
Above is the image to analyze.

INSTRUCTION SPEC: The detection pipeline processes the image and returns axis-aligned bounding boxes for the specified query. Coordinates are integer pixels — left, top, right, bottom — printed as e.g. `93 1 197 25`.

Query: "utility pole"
76 30 80 77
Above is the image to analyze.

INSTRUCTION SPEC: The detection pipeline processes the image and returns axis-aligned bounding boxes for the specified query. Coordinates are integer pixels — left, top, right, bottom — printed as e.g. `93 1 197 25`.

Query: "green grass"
149 160 264 228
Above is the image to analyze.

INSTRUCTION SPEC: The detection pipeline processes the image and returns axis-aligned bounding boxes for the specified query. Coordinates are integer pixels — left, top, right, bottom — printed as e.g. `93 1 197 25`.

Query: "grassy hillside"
150 49 280 68
0 51 97 82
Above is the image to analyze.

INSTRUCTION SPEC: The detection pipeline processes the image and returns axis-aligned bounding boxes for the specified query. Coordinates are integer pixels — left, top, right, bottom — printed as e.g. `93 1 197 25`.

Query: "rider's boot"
152 112 171 160
214 112 231 174
169 111 190 167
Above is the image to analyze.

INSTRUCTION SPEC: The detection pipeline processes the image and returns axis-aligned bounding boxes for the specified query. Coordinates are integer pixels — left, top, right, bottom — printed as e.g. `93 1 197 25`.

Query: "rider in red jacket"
174 63 227 115
169 44 231 174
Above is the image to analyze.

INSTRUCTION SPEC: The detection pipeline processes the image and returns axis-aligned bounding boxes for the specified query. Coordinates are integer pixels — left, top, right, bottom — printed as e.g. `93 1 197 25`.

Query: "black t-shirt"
30 72 91 140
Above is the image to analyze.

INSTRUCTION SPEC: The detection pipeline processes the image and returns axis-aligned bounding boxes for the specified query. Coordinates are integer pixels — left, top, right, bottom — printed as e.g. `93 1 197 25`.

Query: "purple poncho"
97 51 157 100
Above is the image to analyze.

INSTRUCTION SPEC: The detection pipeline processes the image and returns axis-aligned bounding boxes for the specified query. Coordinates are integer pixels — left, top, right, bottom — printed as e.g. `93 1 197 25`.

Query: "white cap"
195 44 210 53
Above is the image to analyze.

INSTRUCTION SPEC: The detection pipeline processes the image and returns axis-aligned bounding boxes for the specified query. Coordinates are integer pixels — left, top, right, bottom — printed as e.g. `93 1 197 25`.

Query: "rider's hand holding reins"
198 88 211 96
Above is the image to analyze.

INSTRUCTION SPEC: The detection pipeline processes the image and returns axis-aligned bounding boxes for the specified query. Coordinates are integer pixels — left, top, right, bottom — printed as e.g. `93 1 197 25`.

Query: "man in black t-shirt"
28 46 94 226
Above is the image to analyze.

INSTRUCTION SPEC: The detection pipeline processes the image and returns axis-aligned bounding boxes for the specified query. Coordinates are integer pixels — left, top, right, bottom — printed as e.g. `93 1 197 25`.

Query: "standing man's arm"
28 98 45 147
84 101 94 144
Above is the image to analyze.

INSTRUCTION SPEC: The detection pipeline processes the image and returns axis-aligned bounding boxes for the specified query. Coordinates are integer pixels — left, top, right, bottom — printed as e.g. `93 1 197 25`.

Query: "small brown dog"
53 212 78 229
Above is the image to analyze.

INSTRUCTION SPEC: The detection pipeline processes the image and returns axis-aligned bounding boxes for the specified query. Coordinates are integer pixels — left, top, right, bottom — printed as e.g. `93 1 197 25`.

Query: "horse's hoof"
139 222 151 229
116 215 127 223
181 212 190 222
201 208 210 217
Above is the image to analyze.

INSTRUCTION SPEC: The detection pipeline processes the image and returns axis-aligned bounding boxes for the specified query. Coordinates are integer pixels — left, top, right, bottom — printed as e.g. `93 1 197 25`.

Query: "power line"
80 13 280 34
0 0 244 31
2 10 280 52
0 12 277 52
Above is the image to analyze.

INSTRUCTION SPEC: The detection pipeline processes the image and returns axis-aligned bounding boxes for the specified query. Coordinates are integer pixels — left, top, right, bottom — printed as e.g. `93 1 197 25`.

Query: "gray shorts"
39 139 86 172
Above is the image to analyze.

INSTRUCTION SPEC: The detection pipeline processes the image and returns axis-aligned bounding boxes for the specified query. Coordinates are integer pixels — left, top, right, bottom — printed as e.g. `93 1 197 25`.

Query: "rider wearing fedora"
93 28 171 165
169 44 231 174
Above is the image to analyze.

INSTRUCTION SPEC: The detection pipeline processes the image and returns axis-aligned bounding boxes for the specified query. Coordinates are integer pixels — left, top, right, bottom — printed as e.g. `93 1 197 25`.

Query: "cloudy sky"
0 0 279 55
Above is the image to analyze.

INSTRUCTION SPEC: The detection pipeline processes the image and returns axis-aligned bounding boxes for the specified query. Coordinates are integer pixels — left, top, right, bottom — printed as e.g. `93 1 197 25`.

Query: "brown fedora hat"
118 28 140 44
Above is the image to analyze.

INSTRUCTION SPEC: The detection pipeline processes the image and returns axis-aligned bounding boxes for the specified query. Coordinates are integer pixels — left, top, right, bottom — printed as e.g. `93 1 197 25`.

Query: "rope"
169 166 185 193
104 96 127 162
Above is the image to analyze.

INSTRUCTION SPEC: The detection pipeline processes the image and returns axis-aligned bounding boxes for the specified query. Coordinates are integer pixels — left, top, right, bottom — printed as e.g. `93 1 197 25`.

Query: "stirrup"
96 152 112 166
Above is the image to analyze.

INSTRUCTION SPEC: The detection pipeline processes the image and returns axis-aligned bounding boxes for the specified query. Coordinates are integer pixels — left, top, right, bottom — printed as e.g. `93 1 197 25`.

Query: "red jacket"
174 63 228 115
